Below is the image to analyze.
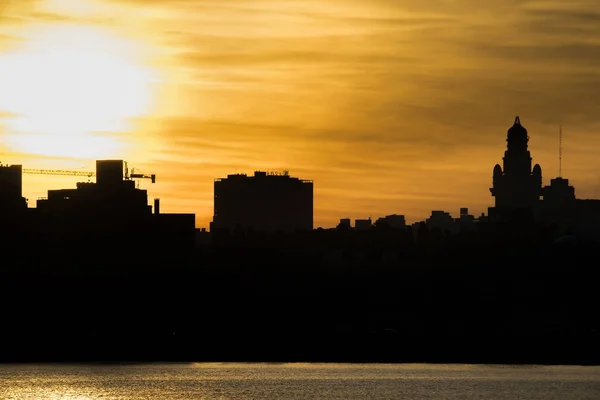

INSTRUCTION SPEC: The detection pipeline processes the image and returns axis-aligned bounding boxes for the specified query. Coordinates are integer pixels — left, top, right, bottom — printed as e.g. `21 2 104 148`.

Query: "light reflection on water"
1 363 600 399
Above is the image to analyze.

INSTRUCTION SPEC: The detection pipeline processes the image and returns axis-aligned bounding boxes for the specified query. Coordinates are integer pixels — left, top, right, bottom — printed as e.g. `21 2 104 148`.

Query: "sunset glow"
0 24 157 159
1 0 600 228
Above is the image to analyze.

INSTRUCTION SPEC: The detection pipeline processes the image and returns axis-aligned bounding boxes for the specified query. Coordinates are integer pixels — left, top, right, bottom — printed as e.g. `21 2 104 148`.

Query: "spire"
506 116 528 147
559 124 563 178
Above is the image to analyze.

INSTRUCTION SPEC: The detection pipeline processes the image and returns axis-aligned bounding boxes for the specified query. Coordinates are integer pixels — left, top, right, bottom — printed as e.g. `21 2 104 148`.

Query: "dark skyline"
3 122 600 366
1 115 599 236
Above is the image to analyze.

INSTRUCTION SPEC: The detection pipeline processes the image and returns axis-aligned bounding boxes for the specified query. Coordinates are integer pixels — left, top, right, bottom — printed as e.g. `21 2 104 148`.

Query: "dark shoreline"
2 337 599 365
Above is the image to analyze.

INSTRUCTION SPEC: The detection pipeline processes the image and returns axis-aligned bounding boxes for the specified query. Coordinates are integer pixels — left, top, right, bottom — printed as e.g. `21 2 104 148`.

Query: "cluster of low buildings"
0 160 195 251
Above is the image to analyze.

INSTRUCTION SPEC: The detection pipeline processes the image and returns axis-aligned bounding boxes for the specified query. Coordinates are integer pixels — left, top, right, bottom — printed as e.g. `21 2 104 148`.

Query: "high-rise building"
212 171 313 233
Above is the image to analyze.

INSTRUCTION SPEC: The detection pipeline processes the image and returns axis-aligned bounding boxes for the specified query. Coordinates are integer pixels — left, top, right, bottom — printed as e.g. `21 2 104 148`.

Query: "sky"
1 0 600 228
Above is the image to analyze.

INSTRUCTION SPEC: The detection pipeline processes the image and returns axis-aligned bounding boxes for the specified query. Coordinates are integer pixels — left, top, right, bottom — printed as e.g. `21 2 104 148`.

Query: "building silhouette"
486 116 600 240
37 160 151 216
354 218 372 230
211 170 313 233
0 163 27 213
0 163 30 248
0 160 196 252
375 214 406 229
426 210 454 232
338 218 351 229
539 176 600 239
490 116 543 214
542 177 575 210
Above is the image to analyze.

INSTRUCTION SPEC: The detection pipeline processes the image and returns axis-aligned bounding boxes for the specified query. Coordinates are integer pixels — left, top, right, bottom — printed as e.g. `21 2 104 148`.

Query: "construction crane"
23 168 95 178
23 161 156 184
124 162 156 184
130 171 156 183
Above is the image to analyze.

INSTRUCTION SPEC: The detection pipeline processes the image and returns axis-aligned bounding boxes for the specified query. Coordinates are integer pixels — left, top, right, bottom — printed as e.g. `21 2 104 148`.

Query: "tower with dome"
490 116 543 211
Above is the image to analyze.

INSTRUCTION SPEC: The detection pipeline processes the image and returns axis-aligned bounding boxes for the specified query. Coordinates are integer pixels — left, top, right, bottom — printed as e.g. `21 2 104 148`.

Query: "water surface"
1 363 599 399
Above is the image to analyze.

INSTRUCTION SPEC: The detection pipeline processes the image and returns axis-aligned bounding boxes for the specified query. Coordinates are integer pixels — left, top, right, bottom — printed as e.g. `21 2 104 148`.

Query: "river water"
1 363 599 399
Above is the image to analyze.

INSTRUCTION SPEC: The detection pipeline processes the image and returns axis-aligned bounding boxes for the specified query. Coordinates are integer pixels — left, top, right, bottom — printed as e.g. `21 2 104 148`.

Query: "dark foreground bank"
1 240 599 365
1 333 599 365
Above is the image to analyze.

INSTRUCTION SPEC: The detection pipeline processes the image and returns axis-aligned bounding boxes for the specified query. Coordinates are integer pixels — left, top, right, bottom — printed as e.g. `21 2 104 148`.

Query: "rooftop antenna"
558 124 563 178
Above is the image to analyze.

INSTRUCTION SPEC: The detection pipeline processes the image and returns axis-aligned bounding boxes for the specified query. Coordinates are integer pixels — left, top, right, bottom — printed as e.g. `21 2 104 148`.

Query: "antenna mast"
558 124 563 178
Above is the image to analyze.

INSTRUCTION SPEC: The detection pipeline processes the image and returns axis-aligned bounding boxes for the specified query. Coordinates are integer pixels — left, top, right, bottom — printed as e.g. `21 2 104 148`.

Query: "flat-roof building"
212 170 313 233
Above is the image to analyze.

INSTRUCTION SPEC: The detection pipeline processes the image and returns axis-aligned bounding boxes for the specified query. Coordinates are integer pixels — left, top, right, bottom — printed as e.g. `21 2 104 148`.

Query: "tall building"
540 176 600 240
485 116 600 239
0 163 27 213
542 177 575 210
212 171 313 233
0 164 22 198
490 116 543 210
0 163 29 248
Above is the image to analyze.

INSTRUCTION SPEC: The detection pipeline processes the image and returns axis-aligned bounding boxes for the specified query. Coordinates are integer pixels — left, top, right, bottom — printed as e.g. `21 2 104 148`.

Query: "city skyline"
1 0 600 228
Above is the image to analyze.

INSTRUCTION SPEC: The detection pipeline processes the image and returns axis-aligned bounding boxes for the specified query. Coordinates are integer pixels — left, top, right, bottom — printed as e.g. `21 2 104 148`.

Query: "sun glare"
0 25 157 159
40 0 106 17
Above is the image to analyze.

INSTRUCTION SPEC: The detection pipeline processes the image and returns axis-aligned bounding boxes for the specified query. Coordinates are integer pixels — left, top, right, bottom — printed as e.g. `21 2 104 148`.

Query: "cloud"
0 33 18 42
6 0 600 226
132 113 508 228
0 0 39 23
127 0 600 225
24 11 118 25
0 110 18 118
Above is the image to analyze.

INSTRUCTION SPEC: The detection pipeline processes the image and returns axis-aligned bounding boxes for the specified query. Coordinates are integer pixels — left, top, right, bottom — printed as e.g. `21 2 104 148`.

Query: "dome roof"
493 164 502 176
507 116 528 138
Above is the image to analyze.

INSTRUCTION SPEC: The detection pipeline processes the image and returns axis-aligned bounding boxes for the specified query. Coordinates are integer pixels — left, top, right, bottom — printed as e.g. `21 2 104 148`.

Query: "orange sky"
1 0 600 229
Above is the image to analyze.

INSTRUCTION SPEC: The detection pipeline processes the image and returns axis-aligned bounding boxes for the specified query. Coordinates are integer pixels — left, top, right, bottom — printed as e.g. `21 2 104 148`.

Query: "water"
1 363 599 399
